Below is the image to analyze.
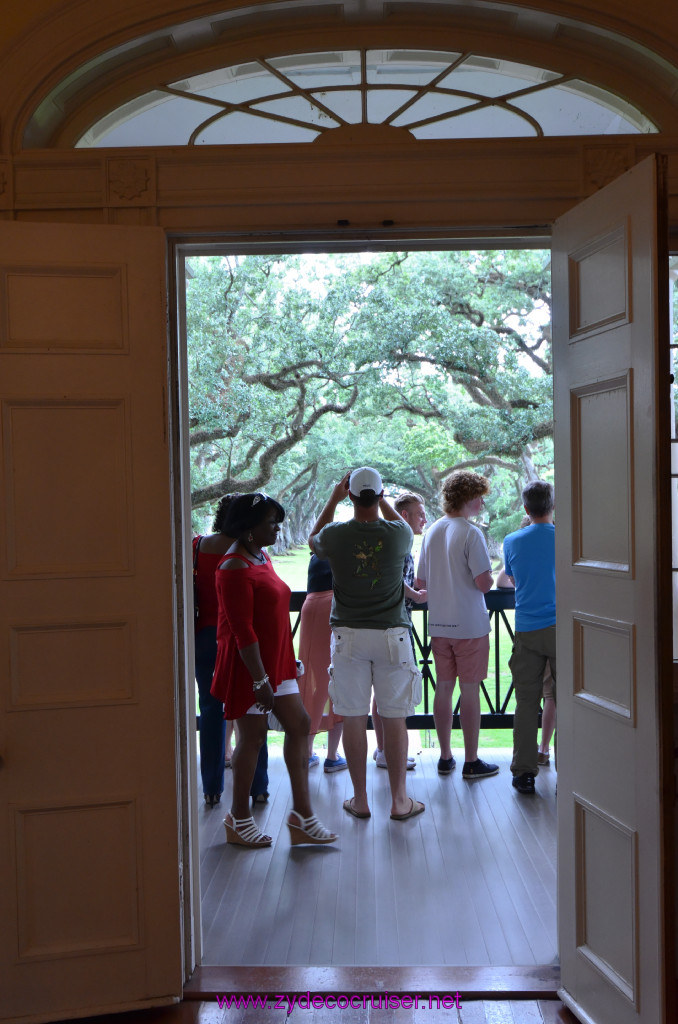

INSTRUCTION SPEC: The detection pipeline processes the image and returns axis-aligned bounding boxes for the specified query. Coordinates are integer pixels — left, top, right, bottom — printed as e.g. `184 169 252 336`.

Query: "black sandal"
204 793 221 808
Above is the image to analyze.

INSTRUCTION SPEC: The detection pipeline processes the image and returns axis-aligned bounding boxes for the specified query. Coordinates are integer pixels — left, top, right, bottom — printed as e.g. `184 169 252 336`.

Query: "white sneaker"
375 749 415 770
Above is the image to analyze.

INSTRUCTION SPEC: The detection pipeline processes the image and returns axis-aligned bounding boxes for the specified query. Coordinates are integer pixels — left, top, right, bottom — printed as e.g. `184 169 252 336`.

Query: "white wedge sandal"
224 813 272 848
287 810 337 846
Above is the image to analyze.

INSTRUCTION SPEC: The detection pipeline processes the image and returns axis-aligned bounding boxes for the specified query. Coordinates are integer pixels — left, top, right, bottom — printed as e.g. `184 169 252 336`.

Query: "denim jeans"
250 738 269 798
194 626 268 798
194 626 226 797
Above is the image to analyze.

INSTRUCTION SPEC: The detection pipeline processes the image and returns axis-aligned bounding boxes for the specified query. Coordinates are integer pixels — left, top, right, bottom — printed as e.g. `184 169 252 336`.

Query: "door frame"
171 229 560 997
168 249 203 980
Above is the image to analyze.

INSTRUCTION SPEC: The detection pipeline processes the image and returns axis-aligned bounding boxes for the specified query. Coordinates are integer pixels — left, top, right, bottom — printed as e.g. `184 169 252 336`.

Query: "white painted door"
0 222 183 1022
553 155 674 1024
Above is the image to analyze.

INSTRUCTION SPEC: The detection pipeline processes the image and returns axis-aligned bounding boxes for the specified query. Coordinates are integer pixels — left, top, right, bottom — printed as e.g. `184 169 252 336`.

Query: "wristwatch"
252 674 270 692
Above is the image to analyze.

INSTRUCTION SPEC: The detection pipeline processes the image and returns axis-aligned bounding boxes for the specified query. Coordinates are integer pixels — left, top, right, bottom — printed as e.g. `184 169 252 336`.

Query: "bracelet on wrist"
252 674 269 692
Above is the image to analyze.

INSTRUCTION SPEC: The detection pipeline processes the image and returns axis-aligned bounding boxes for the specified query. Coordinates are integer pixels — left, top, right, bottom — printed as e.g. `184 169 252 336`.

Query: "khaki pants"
510 625 556 777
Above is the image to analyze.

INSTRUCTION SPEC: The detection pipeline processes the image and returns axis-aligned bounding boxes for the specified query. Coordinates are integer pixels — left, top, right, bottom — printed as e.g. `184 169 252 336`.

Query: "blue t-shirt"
503 523 555 632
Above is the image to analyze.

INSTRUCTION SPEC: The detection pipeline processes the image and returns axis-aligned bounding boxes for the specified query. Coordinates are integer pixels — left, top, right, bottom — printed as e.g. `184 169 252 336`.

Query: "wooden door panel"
553 155 673 1024
0 222 182 1023
570 373 634 571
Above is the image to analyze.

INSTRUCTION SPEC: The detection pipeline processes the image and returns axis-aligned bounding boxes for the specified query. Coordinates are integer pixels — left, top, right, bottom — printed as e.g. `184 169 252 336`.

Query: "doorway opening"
175 240 558 971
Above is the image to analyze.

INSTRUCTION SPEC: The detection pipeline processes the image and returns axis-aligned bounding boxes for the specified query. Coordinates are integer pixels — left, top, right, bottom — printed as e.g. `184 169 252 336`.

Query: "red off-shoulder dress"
210 554 297 720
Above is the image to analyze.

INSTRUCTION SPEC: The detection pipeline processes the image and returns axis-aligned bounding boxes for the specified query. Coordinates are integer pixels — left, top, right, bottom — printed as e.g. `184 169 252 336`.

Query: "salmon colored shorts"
431 634 490 683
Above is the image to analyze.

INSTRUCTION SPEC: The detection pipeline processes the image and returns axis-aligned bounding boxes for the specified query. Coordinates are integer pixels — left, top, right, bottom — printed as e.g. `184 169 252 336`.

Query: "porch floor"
199 746 557 968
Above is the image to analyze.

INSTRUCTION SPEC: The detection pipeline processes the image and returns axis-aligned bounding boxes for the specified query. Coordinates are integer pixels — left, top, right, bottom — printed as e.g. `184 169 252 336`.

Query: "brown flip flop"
343 798 371 819
390 798 425 821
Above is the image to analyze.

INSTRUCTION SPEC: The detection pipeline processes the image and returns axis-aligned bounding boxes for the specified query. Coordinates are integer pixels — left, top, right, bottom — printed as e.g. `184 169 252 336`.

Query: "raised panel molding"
9 619 135 709
13 159 104 208
568 222 630 341
14 800 142 960
0 264 128 352
574 795 639 1007
572 612 636 723
570 372 634 574
2 398 133 578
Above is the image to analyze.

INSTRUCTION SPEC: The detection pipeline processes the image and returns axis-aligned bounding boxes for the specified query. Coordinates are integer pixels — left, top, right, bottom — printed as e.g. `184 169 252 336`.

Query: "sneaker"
324 756 348 773
512 772 536 794
437 756 456 775
462 758 499 779
375 749 416 770
308 754 320 768
374 748 415 765
537 751 550 766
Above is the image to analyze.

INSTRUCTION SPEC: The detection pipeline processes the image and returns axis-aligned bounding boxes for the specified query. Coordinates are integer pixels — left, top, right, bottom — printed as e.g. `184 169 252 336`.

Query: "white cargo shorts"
328 625 422 718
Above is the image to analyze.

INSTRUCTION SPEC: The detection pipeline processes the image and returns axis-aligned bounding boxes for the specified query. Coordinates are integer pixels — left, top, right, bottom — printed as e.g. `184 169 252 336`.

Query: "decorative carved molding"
584 146 634 190
107 158 156 206
3 137 678 230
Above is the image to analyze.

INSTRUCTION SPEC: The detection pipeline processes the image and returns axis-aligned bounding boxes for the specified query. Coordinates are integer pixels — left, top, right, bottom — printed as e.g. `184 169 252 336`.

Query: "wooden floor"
199 746 557 968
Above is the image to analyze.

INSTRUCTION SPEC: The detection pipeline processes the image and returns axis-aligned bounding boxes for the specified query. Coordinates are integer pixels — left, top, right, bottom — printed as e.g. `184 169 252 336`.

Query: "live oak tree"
187 254 360 508
186 249 552 543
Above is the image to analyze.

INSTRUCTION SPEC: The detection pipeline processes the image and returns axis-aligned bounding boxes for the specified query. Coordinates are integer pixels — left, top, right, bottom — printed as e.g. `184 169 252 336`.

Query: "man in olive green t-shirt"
309 468 424 822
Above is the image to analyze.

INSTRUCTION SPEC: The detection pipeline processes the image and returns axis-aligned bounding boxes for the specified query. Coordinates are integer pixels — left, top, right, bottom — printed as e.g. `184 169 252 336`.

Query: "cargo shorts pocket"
330 627 353 661
328 628 353 709
386 626 414 666
329 627 353 690
409 667 423 709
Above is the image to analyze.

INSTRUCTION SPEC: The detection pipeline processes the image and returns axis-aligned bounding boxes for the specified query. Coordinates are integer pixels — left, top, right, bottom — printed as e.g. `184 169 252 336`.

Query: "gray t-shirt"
417 515 491 639
313 519 413 629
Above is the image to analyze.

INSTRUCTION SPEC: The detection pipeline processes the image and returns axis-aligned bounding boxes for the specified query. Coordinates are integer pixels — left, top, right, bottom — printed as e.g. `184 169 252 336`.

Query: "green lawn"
270 545 314 592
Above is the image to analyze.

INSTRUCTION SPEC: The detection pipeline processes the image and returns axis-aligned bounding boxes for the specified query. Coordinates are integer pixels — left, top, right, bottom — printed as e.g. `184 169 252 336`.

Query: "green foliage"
186 249 553 543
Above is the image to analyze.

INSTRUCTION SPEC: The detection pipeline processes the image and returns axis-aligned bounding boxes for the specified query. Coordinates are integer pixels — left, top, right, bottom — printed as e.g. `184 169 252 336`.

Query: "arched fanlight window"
76 49 656 147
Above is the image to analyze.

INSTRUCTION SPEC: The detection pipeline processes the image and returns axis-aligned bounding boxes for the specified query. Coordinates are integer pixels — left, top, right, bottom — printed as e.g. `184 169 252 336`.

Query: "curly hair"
212 492 242 534
441 471 489 513
394 491 424 514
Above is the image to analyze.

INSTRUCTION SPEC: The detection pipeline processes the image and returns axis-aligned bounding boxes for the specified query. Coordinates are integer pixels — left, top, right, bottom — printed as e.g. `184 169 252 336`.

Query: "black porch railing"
289 588 517 730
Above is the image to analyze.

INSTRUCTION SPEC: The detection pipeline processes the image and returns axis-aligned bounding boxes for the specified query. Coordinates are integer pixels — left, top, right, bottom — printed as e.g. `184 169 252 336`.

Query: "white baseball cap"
349 467 383 496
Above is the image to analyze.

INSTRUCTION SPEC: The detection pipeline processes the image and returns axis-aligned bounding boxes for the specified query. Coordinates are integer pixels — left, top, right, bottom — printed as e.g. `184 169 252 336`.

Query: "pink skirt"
297 590 342 733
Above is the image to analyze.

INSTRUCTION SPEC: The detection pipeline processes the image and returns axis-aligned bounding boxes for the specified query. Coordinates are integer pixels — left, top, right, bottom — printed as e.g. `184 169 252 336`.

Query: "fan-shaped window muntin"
76 49 657 148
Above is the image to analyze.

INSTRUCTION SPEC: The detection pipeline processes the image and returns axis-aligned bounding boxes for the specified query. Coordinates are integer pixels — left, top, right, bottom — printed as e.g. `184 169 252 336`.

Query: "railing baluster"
197 591 517 733
494 609 501 714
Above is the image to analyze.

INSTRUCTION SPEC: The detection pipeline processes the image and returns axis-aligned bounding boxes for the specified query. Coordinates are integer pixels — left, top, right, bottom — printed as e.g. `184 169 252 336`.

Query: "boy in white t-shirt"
416 471 499 779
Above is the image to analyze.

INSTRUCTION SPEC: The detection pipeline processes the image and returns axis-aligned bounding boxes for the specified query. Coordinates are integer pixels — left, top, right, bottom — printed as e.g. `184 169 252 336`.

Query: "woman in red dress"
192 493 240 808
193 492 268 808
211 492 337 849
